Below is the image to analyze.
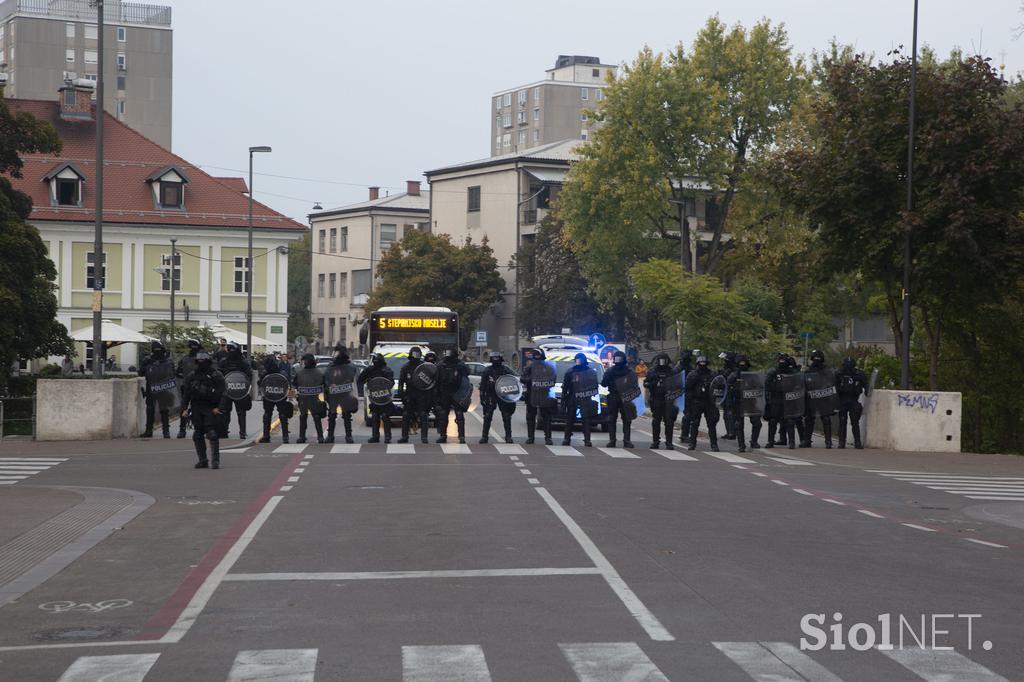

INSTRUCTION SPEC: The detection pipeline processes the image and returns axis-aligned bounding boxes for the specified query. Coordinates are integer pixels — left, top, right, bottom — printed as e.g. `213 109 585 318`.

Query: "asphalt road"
0 399 1021 681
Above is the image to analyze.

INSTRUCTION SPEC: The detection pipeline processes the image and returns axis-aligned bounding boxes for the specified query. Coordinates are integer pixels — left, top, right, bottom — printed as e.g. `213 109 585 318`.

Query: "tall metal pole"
169 237 177 340
247 150 253 355
901 0 919 390
91 0 105 377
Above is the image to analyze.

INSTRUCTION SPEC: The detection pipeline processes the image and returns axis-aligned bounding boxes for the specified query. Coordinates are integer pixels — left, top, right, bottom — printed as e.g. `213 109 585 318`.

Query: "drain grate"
33 625 131 641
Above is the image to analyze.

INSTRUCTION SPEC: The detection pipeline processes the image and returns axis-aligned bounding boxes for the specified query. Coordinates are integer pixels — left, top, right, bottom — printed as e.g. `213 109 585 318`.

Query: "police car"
362 343 434 426
533 339 610 431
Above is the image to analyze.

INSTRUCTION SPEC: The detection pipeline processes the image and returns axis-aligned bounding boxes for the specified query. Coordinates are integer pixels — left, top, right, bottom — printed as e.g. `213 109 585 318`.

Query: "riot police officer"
802 349 836 448
600 350 635 448
718 351 738 439
175 338 202 438
434 348 469 444
140 340 174 438
326 346 359 444
217 341 252 439
683 355 719 451
730 354 763 451
397 346 432 444
358 352 394 443
837 357 868 449
766 354 799 449
478 350 516 444
644 353 679 449
520 348 554 445
257 354 292 444
181 352 227 469
561 353 595 447
294 353 326 444
676 349 696 442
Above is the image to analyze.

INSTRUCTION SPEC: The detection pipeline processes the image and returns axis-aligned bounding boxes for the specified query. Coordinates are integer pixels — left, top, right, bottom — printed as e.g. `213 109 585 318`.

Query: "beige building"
490 55 617 157
309 182 430 353
0 0 172 147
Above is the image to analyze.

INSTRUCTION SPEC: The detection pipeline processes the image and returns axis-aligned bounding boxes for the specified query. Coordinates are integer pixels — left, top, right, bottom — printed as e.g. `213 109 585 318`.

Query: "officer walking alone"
180 352 227 469
837 357 868 449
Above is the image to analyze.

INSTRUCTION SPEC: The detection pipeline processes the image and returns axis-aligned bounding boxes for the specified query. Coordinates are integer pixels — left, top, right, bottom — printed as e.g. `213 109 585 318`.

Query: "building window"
533 86 540 101
495 115 501 129
517 110 526 125
503 133 511 148
595 89 603 101
117 75 126 90
329 272 336 297
65 48 75 63
116 53 126 70
581 130 589 141
338 272 347 298
66 23 75 38
517 131 526 145
581 112 588 122
533 130 539 143
117 100 126 116
233 256 251 293
317 273 325 297
159 181 182 208
328 318 336 345
84 50 97 64
502 93 511 107
160 253 181 291
56 178 80 205
338 316 347 342
117 26 126 42
533 108 539 121
467 186 481 213
495 97 501 111
340 226 348 252
84 24 97 40
63 88 76 106
317 317 325 339
581 87 588 100
592 68 600 77
517 89 527 105
380 223 397 251
495 136 502 152
318 229 326 253
351 269 371 303
329 227 337 252
86 252 106 289
502 113 511 128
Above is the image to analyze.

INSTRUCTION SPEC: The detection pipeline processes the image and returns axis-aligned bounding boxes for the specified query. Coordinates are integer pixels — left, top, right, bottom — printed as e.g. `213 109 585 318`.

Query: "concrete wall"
36 377 145 440
865 389 962 452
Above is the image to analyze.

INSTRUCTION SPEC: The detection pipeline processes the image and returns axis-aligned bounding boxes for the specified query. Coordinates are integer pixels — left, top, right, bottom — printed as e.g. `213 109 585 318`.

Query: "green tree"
0 99 71 389
287 230 314 341
143 322 219 360
365 231 505 347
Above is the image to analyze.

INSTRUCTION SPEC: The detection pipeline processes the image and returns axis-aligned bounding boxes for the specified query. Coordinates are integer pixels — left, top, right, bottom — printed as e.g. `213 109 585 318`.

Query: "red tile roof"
4 99 304 232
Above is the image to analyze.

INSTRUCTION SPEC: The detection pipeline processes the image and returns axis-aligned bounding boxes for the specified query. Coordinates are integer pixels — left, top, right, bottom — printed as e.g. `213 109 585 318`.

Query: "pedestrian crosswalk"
870 470 1024 501
49 641 1011 680
0 457 66 485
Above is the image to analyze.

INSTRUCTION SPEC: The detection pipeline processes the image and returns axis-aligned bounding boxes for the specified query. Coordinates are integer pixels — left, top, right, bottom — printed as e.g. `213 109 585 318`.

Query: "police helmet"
424 351 437 363
810 349 825 363
612 350 627 365
151 340 165 353
532 348 546 360
409 346 422 359
489 350 504 363
696 355 709 366
187 338 201 350
736 354 750 369
226 341 240 353
842 357 857 371
195 351 212 365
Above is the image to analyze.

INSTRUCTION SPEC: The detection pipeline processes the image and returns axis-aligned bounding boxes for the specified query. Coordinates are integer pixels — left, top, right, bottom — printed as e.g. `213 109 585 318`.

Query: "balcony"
1 0 172 27
522 207 549 225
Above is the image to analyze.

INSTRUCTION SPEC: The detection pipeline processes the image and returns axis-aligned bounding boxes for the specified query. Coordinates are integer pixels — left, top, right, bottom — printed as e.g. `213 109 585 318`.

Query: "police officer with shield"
683 355 719 451
175 338 202 438
140 340 175 438
325 345 360 444
257 353 292 444
676 349 696 442
294 353 326 443
718 351 738 440
520 348 555 445
217 341 252 439
733 354 764 450
802 350 838 448
181 352 227 469
478 351 518 444
358 352 395 443
644 353 680 449
836 357 868 449
600 350 636 448
397 346 433 444
561 353 597 447
434 348 470 444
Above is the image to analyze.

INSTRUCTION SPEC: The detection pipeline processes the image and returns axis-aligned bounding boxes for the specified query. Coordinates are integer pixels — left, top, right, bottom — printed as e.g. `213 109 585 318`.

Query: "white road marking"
0 481 16 485
704 451 756 464
964 496 1024 501
751 472 769 477
514 462 525 468
403 644 491 681
441 443 472 454
902 523 937 532
597 447 641 459
965 538 1008 548
521 469 532 475
279 486 293 492
0 457 67 461
533 486 674 641
714 641 839 681
162 496 283 643
527 478 539 484
858 509 884 518
792 489 813 496
560 641 669 681
771 479 789 486
654 449 697 461
329 444 361 454
547 445 583 457
881 647 1009 681
0 465 55 470
822 498 846 506
56 653 160 682
387 444 417 454
226 649 318 682
507 455 520 461
766 456 815 466
225 567 602 582
871 471 1024 480
273 444 307 453
495 444 526 455
287 476 300 483
0 475 30 480
303 454 314 459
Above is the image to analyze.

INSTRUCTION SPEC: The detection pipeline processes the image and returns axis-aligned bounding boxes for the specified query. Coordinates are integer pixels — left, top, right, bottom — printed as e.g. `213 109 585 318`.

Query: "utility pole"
91 0 105 377
169 237 177 340
901 0 919 390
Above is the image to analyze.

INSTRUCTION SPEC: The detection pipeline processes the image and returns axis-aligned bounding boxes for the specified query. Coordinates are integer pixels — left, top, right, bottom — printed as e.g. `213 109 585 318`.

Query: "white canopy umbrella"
69 319 155 345
205 323 278 350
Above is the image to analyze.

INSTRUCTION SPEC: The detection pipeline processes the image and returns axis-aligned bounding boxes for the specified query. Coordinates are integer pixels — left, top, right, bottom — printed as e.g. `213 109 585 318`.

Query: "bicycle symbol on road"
39 599 133 614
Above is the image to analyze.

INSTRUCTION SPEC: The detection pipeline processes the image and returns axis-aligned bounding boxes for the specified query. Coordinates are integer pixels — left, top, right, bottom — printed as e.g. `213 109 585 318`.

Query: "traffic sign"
474 330 488 347
588 332 606 350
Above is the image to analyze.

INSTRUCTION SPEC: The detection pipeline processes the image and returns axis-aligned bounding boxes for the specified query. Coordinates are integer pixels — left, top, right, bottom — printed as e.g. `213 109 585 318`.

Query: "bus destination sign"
377 316 451 331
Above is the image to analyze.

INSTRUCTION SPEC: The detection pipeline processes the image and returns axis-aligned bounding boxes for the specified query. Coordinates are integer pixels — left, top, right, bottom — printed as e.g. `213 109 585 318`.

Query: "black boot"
525 413 536 445
622 422 633 449
193 438 208 468
852 420 863 449
210 438 220 469
420 416 430 444
398 417 411 443
382 417 392 444
238 412 247 440
258 431 270 444
344 415 354 444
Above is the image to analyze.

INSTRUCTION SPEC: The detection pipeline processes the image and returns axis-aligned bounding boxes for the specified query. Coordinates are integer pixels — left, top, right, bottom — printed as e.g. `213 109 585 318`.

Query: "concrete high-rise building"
0 0 172 147
489 55 617 157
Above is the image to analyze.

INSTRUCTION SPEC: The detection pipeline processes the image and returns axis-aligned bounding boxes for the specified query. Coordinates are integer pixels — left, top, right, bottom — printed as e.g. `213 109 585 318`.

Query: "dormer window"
145 165 189 210
43 162 85 207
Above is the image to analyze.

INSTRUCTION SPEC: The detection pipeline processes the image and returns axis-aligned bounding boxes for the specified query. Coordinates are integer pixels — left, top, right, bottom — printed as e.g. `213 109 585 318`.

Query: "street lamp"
247 145 272 356
901 0 919 390
169 237 177 340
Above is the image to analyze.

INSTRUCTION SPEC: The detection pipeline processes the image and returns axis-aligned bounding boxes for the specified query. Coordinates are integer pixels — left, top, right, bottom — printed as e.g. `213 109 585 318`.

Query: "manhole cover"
33 625 130 641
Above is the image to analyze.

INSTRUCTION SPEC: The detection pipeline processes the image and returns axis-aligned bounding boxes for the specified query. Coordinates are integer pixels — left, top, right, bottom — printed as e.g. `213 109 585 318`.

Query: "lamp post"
91 0 105 377
169 237 177 340
901 0 919 390
247 146 272 356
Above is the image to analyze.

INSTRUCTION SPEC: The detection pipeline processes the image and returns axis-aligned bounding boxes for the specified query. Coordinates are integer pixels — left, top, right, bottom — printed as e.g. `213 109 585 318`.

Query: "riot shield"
223 370 252 403
529 361 557 408
258 372 290 403
452 375 473 412
740 372 766 418
325 364 360 413
669 371 686 412
614 371 645 420
805 369 839 415
781 373 805 420
571 368 599 417
710 374 728 407
366 376 395 407
495 374 523 403
410 362 438 391
146 360 179 410
295 383 323 410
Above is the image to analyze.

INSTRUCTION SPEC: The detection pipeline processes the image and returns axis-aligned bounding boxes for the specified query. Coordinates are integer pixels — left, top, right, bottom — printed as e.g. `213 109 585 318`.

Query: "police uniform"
181 353 227 469
358 354 394 443
478 352 516 444
520 349 554 445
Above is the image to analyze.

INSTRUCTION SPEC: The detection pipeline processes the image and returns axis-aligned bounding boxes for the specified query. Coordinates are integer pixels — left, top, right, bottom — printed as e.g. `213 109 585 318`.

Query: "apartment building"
490 55 617 156
0 0 172 147
309 183 430 351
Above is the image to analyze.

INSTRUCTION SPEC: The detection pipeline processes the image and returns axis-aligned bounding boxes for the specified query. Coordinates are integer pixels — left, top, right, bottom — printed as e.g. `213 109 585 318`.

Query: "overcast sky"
167 0 1024 224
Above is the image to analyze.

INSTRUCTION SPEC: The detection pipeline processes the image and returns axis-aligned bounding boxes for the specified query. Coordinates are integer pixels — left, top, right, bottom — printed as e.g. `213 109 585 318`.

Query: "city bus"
359 306 461 358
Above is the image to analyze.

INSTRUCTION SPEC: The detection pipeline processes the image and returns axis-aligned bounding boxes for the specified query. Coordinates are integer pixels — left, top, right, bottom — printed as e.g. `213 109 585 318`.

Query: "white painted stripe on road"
57 653 160 682
766 456 815 466
303 454 314 459
403 644 491 682
858 509 884 518
872 471 1024 480
224 567 603 581
0 458 66 462
761 642 843 681
273 444 307 453
965 538 1008 548
751 472 768 477
0 481 15 485
280 486 293 492
226 649 318 682
881 647 1010 681
521 469 532 475
654 449 697 461
330 444 361 454
792 489 813 496
527 478 539 484
387 444 416 454
161 495 283 643
714 642 820 682
560 642 669 681
514 462 525 467
547 445 583 457
902 523 937 532
0 464 54 469
287 476 300 483
964 496 1024 501
771 479 789 486
0 475 30 479
507 455 520 461
495 443 525 455
704 451 756 463
533 486 674 641
598 447 641 459
441 443 472 454
822 498 846 506
928 488 1024 495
